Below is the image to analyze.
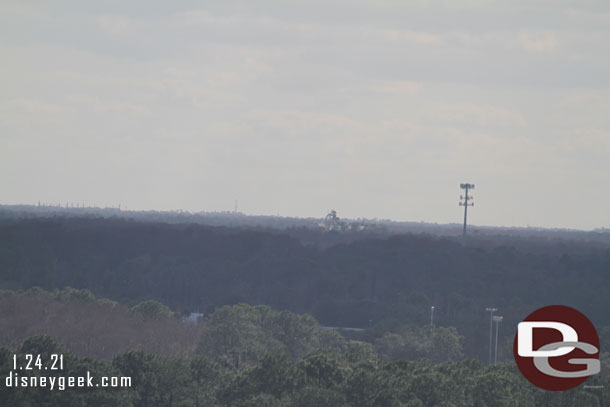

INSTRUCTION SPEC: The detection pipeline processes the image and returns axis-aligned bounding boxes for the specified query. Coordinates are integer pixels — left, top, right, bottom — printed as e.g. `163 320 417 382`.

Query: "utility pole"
493 315 503 365
459 183 475 238
485 307 498 365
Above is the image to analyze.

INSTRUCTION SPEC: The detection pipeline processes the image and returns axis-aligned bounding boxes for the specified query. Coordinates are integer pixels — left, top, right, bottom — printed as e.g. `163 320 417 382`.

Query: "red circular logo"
513 305 600 391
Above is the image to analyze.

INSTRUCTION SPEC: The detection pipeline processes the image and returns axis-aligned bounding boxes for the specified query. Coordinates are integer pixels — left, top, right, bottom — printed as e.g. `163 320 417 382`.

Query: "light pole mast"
493 315 503 365
485 307 497 365
430 306 435 327
459 183 475 238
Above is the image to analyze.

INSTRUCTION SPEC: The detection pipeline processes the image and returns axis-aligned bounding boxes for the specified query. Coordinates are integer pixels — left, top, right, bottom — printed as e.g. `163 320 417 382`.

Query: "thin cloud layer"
1 0 609 229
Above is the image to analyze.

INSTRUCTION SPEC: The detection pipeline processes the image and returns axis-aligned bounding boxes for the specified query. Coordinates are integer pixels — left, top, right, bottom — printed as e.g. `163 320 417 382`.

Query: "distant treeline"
3 204 610 244
1 217 610 361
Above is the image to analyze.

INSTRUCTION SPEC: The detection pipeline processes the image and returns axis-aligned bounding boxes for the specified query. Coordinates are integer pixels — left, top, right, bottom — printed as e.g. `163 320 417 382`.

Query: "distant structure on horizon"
320 210 344 231
319 210 372 232
459 183 475 238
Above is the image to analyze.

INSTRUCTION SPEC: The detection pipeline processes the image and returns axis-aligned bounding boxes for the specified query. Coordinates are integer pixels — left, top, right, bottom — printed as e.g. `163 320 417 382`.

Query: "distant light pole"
430 306 435 327
459 183 475 238
485 307 498 365
493 315 503 365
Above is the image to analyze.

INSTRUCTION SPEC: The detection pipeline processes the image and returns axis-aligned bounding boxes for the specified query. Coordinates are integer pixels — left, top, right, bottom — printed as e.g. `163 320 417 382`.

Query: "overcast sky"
1 1 610 229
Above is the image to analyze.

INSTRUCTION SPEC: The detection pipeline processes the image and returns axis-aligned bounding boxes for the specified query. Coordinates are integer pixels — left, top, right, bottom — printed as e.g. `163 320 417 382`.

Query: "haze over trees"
1 213 609 360
1 210 610 405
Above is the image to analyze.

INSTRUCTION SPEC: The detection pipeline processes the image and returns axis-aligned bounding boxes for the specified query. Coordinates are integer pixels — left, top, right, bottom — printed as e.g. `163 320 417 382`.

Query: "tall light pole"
430 306 435 326
459 183 475 238
493 315 503 365
485 307 497 365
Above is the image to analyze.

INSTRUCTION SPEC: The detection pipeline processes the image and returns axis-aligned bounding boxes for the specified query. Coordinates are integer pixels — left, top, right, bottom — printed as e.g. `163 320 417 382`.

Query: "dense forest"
1 292 609 406
2 336 609 406
1 212 610 405
1 214 610 362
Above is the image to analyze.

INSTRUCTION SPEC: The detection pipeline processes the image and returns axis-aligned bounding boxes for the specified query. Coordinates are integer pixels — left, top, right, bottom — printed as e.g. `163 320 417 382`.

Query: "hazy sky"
2 1 610 229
